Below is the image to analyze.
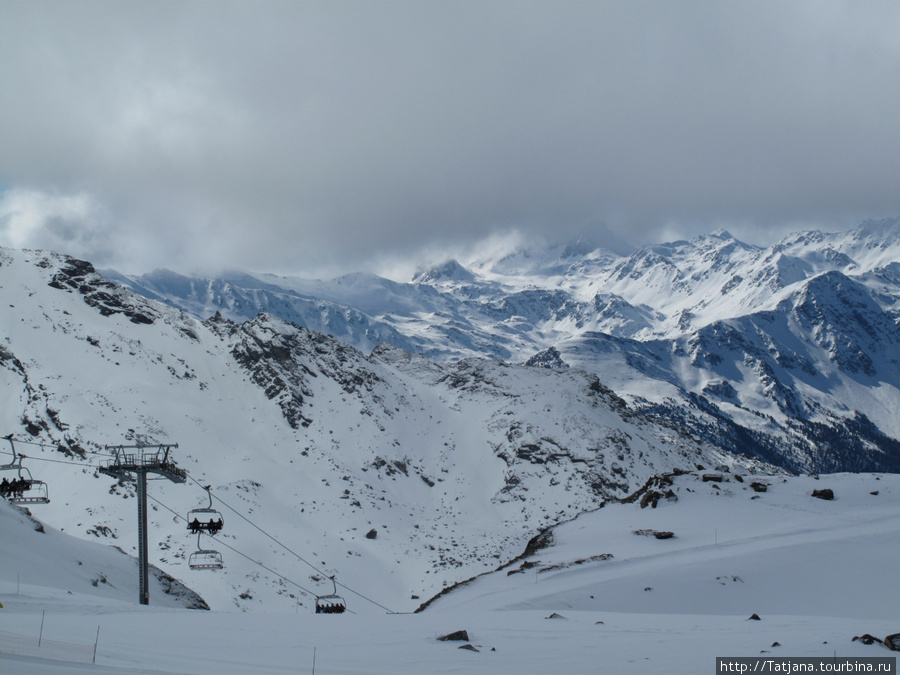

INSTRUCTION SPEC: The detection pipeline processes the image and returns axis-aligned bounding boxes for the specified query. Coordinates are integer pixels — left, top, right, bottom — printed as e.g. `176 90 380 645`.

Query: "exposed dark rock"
812 488 834 500
748 614 761 621
630 473 679 509
537 554 613 574
48 256 161 325
545 612 567 620
633 529 674 539
640 490 662 509
437 630 470 642
522 529 554 557
525 346 569 370
884 633 900 651
852 634 882 645
458 644 479 652
751 482 769 492
365 528 378 540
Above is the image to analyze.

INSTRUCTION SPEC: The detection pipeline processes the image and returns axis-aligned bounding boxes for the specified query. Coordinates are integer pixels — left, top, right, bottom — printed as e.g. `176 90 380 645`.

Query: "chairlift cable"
1 435 110 456
184 472 330 578
1 454 103 468
332 579 394 614
184 471 395 613
146 493 320 601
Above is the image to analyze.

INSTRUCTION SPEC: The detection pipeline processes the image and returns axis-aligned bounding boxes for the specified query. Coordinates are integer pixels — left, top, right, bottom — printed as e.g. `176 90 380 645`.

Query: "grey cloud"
1 1 899 274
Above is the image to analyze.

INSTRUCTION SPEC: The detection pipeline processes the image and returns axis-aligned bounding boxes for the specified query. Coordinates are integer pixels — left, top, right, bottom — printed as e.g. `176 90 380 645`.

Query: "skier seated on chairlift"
190 517 202 533
208 518 223 535
317 601 345 614
2 477 29 498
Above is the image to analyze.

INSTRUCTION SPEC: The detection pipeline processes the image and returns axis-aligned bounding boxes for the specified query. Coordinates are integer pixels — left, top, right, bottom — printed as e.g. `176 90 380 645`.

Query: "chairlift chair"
186 485 223 535
188 532 224 570
1 436 49 504
315 576 346 614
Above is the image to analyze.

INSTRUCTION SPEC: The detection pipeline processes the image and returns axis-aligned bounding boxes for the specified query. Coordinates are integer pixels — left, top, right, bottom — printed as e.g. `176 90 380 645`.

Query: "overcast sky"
2 1 899 277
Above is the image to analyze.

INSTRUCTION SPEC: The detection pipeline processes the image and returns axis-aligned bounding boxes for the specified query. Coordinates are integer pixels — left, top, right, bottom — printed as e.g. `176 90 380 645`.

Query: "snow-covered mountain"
1 246 768 614
109 219 900 474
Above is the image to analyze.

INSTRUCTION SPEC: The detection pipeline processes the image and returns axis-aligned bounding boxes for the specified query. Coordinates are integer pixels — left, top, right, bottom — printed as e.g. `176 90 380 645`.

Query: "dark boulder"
812 488 834 500
851 634 882 645
438 630 470 642
640 491 661 509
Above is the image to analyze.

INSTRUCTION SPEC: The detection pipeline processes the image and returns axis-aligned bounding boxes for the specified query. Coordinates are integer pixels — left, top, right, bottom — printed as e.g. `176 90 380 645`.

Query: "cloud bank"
2 1 899 275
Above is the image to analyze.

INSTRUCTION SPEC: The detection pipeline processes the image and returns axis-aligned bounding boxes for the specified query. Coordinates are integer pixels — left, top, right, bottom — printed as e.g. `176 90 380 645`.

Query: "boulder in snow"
851 634 882 645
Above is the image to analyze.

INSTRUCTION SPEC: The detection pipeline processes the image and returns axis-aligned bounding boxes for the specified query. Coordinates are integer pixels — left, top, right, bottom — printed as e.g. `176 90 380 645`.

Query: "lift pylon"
99 444 186 605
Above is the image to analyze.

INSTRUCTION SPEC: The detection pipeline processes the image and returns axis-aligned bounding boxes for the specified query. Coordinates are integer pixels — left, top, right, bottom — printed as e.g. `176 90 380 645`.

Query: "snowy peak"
412 259 476 284
785 270 900 378
772 219 900 271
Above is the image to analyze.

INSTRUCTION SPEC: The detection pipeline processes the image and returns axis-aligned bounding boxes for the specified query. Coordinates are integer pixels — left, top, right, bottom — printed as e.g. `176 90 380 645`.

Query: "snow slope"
2 472 897 674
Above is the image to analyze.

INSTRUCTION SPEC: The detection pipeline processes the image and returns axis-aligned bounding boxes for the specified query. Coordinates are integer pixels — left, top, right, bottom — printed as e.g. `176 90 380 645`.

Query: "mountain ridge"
103 219 900 474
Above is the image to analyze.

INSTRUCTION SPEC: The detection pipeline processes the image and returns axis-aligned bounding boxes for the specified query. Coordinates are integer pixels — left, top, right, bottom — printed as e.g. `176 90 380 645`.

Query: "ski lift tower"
99 444 186 605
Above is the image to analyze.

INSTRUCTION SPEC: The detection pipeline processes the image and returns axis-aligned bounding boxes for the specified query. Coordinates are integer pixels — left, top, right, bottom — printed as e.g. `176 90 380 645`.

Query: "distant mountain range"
107 219 900 474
